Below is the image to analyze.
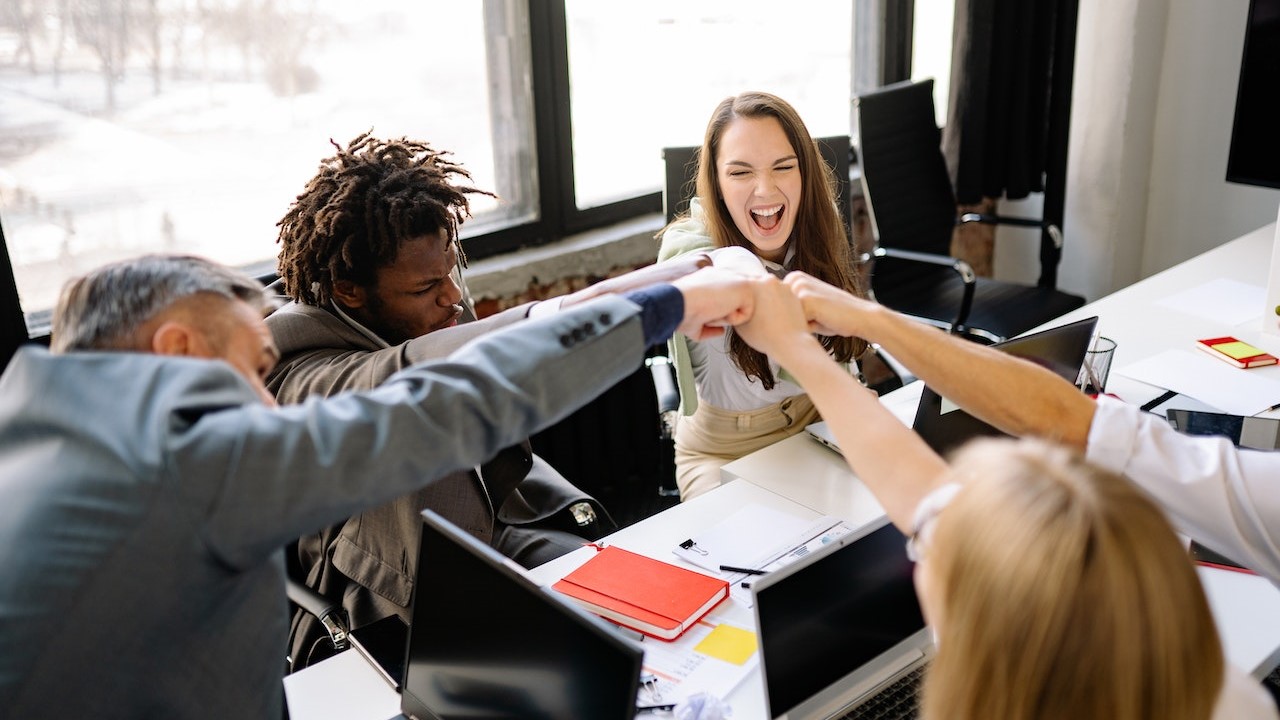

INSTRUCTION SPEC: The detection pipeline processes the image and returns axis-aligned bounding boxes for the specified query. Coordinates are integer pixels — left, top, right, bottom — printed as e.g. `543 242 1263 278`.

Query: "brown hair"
690 92 865 388
920 438 1223 720
276 132 495 306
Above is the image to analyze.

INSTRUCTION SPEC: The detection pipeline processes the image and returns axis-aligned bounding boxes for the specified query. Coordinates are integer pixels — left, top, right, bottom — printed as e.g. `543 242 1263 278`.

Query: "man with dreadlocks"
268 133 708 668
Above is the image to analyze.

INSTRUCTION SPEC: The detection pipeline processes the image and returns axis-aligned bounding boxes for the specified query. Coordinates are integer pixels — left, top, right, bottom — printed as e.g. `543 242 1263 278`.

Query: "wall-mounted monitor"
1227 0 1280 189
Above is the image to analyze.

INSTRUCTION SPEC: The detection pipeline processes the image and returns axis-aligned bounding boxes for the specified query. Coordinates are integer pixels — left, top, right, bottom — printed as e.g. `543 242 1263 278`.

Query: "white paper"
1115 349 1280 415
638 605 759 709
671 504 843 574
1154 278 1266 326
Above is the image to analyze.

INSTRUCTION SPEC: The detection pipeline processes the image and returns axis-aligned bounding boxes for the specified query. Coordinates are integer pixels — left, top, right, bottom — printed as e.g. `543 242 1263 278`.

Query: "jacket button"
560 334 573 347
572 327 586 341
584 322 596 335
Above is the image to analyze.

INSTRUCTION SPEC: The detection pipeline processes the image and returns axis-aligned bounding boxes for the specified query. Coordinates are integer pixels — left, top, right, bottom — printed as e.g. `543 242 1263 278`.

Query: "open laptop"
752 514 929 720
396 510 644 720
808 316 1099 456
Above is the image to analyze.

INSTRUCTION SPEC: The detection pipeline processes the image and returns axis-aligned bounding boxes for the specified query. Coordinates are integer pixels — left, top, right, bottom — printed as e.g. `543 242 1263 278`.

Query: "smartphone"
349 615 408 690
1189 540 1254 575
1195 336 1279 368
1166 409 1280 451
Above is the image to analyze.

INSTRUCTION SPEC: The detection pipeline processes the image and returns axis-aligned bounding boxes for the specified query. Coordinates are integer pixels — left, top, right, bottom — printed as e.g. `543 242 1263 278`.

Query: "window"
0 1 534 323
0 2 917 364
911 0 956 126
563 1 853 211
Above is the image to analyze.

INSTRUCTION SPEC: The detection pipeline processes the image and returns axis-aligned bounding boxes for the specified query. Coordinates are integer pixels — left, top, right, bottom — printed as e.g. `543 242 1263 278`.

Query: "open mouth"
751 204 785 232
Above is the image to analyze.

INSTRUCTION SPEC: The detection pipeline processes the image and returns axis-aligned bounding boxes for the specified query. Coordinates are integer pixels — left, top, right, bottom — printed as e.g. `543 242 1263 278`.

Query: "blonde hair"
921 438 1223 720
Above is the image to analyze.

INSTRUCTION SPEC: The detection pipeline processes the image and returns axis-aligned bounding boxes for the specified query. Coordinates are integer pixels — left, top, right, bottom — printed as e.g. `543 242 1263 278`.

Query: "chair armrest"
286 575 349 653
958 213 1063 250
873 247 976 283
871 247 977 332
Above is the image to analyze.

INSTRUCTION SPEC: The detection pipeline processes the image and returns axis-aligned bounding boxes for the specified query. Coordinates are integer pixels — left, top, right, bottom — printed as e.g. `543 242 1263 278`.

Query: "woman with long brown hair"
658 91 866 500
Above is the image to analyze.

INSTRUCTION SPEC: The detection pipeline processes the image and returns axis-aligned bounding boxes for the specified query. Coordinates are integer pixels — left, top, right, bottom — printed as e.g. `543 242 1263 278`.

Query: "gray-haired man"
0 254 759 719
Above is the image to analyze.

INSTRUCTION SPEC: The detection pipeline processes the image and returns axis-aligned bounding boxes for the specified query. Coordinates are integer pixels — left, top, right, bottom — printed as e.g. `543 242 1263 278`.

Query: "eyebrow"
723 154 798 168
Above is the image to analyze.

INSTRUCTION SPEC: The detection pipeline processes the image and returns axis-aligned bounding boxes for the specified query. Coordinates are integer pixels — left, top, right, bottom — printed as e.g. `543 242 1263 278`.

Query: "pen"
719 564 767 575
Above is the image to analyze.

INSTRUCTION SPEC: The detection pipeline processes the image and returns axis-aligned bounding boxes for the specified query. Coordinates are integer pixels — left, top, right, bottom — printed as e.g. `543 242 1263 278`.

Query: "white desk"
722 221 1280 681
286 223 1280 717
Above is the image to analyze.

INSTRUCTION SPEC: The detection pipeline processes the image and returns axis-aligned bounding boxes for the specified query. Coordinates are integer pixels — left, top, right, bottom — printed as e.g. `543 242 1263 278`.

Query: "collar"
760 245 796 278
329 301 391 349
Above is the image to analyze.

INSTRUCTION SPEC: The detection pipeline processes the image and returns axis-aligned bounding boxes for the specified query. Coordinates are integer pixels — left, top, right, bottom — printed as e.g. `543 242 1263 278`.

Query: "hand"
783 271 879 338
733 275 823 363
672 267 757 341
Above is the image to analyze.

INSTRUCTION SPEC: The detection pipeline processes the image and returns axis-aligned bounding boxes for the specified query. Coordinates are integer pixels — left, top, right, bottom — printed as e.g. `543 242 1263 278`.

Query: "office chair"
854 78 1085 343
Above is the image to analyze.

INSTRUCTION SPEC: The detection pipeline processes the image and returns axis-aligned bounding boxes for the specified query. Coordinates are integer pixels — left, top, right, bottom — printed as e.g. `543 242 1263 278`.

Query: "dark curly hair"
276 132 496 306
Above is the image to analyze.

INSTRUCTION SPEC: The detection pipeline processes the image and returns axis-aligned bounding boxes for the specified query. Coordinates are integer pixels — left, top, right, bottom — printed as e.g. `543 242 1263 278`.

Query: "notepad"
552 546 730 641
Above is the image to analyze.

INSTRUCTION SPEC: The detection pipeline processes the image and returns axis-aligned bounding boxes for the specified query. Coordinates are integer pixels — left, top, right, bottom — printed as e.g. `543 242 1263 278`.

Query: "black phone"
1189 540 1254 575
349 615 408 690
1166 409 1280 451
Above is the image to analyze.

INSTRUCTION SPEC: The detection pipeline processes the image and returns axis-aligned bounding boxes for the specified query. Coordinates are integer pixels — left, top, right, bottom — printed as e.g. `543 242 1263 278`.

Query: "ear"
150 320 198 357
332 279 366 309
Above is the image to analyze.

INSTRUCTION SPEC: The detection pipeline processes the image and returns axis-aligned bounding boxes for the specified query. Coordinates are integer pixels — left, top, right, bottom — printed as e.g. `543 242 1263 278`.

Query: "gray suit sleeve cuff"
623 284 684 348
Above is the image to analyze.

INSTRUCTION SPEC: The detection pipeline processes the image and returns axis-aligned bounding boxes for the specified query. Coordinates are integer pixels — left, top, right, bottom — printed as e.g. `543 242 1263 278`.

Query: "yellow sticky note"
694 624 758 666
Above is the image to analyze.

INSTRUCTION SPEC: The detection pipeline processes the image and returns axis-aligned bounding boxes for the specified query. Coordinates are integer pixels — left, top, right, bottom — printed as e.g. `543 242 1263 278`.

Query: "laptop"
752 515 929 720
397 510 644 720
808 316 1099 456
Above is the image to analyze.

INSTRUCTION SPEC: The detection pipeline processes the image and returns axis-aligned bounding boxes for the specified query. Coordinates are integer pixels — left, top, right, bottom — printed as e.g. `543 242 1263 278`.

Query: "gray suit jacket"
0 296 644 720
265 301 606 650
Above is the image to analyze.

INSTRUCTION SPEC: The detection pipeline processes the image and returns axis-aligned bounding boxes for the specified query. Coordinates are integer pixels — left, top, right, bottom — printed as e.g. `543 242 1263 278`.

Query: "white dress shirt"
1087 396 1280 588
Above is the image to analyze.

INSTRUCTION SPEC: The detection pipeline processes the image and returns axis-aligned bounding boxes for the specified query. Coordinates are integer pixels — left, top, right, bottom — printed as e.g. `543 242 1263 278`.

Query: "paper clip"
639 672 665 704
679 538 708 556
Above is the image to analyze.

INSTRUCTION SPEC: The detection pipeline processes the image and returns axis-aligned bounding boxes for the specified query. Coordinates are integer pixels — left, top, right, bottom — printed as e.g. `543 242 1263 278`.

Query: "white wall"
996 0 1280 302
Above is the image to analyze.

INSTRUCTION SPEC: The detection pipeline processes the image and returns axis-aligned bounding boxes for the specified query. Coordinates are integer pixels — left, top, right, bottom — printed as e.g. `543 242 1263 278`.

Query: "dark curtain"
942 0 1070 204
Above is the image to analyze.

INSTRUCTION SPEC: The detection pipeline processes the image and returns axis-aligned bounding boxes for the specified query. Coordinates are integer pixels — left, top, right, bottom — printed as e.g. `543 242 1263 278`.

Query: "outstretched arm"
734 276 949 531
784 272 1096 450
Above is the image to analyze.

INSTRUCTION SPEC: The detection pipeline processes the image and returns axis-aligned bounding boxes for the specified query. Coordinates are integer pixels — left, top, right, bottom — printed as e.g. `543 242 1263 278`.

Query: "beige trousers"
674 394 819 501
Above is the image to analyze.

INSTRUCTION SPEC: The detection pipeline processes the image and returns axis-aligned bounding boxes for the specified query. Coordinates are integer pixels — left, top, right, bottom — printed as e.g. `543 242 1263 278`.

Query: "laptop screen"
912 316 1099 455
401 510 643 720
754 519 925 719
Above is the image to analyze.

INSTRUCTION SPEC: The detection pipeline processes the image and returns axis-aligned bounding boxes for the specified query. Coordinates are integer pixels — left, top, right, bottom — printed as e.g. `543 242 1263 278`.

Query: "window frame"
0 0 910 366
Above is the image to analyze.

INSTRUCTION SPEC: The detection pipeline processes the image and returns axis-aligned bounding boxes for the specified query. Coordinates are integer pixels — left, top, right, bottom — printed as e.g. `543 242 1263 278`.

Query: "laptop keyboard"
837 664 925 720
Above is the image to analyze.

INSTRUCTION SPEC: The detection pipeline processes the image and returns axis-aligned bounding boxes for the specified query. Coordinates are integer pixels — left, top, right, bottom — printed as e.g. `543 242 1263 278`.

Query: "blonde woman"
657 91 866 500
731 274 1277 719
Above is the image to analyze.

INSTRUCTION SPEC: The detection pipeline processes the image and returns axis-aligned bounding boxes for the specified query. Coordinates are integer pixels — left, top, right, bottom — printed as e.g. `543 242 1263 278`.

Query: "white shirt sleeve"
526 296 565 319
1086 396 1280 588
1211 663 1279 720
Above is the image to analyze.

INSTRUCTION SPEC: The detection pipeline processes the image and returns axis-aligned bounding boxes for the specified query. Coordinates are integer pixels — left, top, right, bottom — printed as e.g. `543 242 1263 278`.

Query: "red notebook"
1196 336 1279 368
552 546 729 641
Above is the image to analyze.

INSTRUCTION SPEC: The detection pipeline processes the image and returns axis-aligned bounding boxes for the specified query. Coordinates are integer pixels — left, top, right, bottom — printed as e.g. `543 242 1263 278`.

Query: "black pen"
719 564 767 575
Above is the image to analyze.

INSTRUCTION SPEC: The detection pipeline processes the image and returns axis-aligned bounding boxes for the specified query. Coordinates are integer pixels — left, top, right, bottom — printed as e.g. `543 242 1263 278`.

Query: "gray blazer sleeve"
173 295 646 567
268 303 533 402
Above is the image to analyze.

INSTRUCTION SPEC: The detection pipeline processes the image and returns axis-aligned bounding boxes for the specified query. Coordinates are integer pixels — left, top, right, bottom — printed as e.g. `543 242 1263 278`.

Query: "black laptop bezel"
401 510 643 720
911 316 1099 455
